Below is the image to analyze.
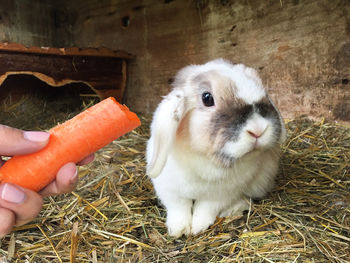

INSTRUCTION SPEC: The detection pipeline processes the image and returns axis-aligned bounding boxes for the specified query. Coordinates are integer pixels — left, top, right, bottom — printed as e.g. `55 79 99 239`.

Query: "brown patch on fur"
255 96 270 105
176 111 191 141
191 70 255 156
192 70 248 110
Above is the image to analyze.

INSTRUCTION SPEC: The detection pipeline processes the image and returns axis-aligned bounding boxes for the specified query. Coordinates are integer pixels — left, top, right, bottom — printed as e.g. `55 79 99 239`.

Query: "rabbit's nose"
247 128 265 138
245 113 268 139
247 130 261 138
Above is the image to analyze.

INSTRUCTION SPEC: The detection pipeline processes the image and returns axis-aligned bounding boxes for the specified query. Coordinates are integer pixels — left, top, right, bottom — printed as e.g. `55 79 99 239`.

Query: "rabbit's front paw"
191 201 218 235
167 212 191 238
191 216 215 235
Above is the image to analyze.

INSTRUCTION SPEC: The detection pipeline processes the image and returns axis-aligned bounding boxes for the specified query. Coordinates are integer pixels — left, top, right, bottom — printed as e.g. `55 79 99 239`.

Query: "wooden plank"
0 42 134 59
0 46 131 101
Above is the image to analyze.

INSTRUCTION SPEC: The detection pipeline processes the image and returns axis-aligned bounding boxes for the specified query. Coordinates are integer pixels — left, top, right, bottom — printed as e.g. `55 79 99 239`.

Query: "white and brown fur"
146 59 286 237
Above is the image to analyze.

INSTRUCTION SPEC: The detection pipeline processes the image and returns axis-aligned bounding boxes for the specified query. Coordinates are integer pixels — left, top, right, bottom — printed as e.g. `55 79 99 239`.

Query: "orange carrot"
0 97 141 191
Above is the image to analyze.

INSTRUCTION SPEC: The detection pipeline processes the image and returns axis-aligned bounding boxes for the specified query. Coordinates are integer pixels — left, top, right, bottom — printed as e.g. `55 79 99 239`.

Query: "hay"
0 90 98 130
0 96 349 262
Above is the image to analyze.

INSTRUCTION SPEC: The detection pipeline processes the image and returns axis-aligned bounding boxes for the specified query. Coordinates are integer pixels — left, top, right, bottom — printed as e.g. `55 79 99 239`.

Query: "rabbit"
146 59 286 238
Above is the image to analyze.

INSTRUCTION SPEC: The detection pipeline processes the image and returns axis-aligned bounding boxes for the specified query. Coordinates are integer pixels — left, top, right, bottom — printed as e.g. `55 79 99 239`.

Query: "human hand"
0 124 94 238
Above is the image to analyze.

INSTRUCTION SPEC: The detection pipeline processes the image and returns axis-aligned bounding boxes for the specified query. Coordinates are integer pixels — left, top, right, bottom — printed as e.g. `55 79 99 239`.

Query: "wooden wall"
0 0 71 47
67 0 350 123
0 0 349 123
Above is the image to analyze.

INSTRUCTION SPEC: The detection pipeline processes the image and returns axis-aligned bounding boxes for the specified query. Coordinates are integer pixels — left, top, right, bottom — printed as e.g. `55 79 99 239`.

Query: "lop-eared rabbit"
146 59 286 237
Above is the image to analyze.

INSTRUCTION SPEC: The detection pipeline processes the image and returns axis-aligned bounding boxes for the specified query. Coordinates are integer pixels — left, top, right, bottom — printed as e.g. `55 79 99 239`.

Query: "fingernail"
23 131 50 142
0 183 26 204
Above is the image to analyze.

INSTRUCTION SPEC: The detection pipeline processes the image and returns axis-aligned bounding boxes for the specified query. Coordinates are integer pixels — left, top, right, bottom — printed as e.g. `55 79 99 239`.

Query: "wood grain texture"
0 0 68 47
0 0 348 122
0 47 129 101
68 0 350 123
0 42 133 59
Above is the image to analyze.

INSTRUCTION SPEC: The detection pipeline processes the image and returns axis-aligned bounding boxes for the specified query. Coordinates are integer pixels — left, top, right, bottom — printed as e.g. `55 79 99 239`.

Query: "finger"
40 163 78 197
0 183 43 226
77 153 95 165
0 207 15 238
0 124 50 156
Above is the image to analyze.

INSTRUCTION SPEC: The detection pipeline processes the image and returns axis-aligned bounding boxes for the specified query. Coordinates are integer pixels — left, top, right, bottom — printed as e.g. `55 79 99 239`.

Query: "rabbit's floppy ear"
146 88 186 178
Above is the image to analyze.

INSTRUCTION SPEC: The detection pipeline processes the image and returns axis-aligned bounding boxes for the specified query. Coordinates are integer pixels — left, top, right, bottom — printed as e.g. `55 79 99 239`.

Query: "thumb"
0 124 50 156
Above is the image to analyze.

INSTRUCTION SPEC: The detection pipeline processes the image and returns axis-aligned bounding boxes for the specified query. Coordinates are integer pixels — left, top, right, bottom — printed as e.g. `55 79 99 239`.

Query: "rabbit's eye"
202 92 214 107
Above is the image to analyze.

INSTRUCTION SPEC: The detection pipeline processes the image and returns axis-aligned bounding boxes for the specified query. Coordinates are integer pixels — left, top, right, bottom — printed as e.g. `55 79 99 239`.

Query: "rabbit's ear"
146 89 186 178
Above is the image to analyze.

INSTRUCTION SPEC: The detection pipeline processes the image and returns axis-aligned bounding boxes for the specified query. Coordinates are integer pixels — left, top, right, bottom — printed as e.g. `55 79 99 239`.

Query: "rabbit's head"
147 59 286 177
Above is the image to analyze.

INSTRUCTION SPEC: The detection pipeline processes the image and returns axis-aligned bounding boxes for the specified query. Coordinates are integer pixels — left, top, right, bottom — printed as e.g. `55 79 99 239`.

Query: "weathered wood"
0 43 132 101
67 0 350 123
0 0 348 122
0 42 133 59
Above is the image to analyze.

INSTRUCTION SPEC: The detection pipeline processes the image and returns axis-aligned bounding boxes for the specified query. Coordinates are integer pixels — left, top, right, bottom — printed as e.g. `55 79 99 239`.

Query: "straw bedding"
0 95 349 263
